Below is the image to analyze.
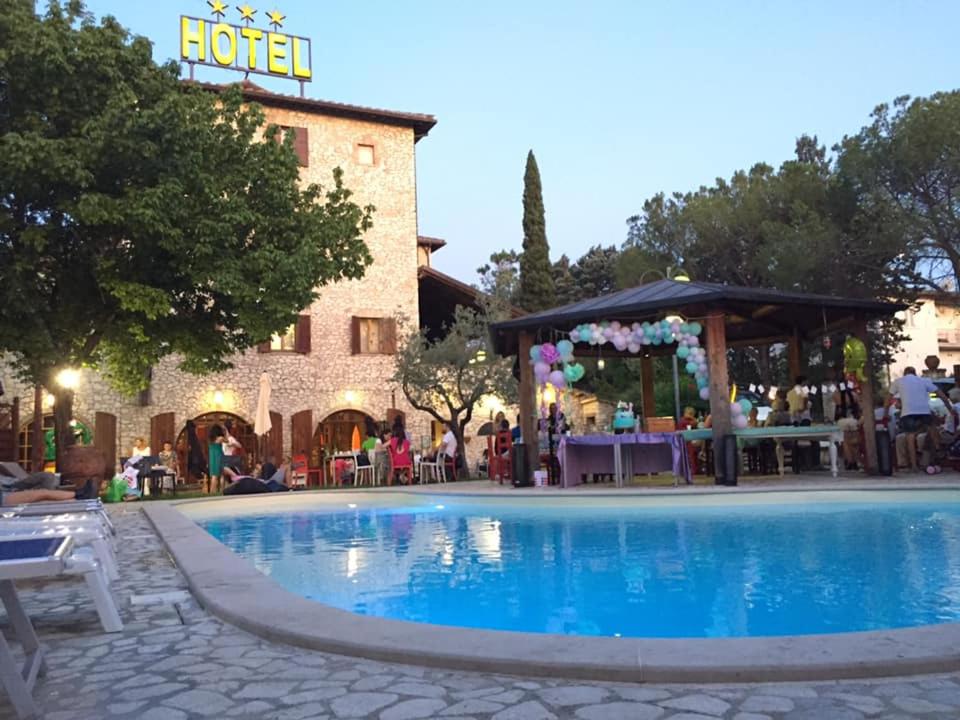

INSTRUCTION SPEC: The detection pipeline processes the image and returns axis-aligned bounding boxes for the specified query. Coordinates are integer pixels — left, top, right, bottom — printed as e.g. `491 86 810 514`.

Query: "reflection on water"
201 501 960 638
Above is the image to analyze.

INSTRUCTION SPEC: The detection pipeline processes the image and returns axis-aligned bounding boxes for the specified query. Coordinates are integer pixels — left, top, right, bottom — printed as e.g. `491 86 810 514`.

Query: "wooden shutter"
295 314 311 354
351 316 361 355
267 411 283 462
381 318 397 354
291 409 313 457
257 341 271 353
292 127 309 167
94 412 117 478
150 412 176 457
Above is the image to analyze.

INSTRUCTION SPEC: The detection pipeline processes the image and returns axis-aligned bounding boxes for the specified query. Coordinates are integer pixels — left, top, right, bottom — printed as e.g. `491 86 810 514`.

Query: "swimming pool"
192 490 960 639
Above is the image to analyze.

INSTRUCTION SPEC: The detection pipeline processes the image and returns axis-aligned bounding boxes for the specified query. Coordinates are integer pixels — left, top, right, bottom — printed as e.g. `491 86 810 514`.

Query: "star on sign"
237 4 256 21
267 9 285 29
207 0 228 18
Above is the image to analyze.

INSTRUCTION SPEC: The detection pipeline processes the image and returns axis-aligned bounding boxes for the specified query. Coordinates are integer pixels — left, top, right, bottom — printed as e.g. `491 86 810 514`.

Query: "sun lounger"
0 536 123 718
5 502 115 535
0 523 118 581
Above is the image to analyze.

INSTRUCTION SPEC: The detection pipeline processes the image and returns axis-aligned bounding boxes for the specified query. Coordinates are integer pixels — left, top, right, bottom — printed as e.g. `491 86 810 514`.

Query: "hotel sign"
180 1 312 88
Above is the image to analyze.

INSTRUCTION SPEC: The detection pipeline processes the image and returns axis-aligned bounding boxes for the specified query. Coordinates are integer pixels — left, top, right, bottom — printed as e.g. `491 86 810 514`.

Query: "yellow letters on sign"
181 17 206 62
240 27 264 71
180 15 312 82
292 37 311 79
268 33 289 75
211 23 237 65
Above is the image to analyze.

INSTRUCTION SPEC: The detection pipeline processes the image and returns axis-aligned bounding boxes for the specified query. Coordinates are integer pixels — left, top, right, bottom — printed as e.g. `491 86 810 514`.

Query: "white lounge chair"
0 523 118 581
5 503 115 536
0 536 123 718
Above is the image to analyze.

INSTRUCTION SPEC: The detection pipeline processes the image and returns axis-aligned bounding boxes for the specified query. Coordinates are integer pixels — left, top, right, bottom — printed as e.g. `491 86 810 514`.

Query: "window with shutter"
277 126 309 167
269 325 296 351
351 318 397 354
294 314 311 354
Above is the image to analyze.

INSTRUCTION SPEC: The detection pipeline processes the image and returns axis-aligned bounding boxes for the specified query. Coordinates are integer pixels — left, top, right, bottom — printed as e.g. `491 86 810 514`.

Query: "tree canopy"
0 0 374 396
836 92 960 292
393 304 516 475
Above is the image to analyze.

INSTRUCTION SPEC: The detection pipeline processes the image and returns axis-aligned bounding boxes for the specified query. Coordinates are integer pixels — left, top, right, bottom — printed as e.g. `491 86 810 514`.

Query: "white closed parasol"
254 372 272 437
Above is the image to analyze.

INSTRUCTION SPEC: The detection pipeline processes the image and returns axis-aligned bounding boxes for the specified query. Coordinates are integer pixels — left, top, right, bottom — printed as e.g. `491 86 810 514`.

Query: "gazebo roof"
491 279 906 355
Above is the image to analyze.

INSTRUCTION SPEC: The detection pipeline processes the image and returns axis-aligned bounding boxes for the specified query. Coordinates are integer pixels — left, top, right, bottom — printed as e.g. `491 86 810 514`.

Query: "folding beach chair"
6 501 115 536
0 536 122 718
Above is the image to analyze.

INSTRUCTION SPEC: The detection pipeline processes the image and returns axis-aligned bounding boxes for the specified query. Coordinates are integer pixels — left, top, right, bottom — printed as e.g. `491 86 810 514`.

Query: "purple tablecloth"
558 432 691 487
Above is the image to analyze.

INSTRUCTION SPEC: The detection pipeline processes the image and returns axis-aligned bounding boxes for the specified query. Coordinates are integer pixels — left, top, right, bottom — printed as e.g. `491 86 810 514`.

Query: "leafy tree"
836 92 960 291
552 254 577 306
570 245 619 299
0 1 373 454
476 249 521 305
393 304 516 477
518 150 555 311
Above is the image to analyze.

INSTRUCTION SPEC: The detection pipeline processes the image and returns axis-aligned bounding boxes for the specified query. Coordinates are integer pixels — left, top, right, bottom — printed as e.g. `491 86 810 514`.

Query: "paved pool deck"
1 480 960 718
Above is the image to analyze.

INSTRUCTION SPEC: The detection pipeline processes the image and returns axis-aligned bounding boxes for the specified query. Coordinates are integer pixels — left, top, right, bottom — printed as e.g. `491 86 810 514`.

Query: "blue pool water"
197 492 960 638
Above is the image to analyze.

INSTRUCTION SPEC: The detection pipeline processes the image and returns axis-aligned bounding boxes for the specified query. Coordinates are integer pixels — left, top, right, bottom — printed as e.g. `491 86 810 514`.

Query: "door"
291 410 313 457
150 412 175 458
94 412 117 478
267 411 283 461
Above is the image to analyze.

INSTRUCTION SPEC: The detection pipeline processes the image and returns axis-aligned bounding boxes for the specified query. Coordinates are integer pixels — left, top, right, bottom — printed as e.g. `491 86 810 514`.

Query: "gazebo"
490 279 906 481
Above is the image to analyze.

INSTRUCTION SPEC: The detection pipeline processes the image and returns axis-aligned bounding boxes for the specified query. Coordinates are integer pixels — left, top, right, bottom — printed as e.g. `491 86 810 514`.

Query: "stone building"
0 81 491 479
890 292 960 380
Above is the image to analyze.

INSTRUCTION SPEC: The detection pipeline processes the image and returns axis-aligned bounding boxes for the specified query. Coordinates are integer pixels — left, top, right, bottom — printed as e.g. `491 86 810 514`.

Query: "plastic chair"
419 452 448 484
290 454 308 489
387 437 413 485
353 453 375 487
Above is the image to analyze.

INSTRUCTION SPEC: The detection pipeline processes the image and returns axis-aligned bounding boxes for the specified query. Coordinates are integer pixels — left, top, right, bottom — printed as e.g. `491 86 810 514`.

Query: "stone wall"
0 100 444 470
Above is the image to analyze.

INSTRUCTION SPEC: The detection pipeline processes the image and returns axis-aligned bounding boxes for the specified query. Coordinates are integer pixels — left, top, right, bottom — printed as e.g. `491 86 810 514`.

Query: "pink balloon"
548 370 566 389
688 336 700 347
534 361 550 382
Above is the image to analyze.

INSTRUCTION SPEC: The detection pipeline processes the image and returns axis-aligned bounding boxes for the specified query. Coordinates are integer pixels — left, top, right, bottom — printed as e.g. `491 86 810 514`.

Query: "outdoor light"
597 359 606 370
672 272 691 283
344 390 357 404
213 390 224 406
665 314 684 324
542 385 557 404
43 392 55 408
55 368 80 389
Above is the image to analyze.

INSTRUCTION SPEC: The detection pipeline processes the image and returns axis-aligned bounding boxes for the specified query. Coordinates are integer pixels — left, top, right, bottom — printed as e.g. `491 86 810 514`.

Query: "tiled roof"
189 80 437 141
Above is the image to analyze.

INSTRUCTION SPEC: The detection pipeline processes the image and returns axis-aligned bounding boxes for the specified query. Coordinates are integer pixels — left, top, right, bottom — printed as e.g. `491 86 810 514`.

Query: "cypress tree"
519 150 555 311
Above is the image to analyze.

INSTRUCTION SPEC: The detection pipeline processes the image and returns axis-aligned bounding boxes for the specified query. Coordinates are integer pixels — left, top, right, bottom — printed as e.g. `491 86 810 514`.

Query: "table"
147 466 177 496
681 425 844 477
558 433 691 488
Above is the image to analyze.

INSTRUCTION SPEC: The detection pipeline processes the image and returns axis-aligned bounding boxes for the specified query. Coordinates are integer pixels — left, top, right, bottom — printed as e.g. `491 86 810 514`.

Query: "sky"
81 0 960 285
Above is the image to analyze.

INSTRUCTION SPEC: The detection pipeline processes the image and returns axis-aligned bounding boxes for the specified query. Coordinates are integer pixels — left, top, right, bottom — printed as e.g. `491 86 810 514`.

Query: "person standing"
207 424 225 494
889 366 950 473
186 420 206 483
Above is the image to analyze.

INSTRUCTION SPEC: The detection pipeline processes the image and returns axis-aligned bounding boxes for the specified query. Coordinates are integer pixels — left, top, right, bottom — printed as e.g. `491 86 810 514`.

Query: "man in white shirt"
440 423 458 460
221 421 242 457
889 367 950 472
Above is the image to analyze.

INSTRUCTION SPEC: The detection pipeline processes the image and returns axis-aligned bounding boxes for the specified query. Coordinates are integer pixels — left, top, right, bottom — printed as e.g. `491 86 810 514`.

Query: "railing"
937 329 960 347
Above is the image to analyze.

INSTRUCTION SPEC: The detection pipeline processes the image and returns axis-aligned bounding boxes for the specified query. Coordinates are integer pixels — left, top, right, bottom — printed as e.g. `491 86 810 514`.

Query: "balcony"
937 329 960 348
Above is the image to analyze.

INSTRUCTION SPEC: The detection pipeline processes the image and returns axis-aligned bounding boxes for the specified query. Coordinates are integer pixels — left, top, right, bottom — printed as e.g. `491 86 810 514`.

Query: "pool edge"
142 500 960 683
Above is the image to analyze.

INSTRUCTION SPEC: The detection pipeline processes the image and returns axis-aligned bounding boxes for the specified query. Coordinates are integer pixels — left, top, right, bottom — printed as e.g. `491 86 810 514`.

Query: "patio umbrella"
254 372 272 438
477 422 495 436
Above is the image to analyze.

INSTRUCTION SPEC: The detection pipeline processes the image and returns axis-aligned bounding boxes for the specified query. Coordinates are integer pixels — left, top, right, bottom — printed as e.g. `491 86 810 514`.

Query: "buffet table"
681 425 844 477
557 432 691 488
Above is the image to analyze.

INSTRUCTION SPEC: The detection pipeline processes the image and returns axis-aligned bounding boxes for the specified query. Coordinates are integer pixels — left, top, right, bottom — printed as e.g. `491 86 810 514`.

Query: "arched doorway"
317 410 376 454
18 415 91 471
175 412 257 481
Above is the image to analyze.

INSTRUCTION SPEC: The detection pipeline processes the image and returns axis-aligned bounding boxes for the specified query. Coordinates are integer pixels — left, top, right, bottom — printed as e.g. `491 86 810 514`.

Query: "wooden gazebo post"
518 331 537 482
853 314 879 474
32 385 44 472
640 355 655 422
705 313 732 484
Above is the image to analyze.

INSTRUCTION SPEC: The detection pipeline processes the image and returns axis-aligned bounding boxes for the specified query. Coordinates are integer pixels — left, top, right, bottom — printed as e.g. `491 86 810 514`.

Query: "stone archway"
317 410 376 454
175 411 256 480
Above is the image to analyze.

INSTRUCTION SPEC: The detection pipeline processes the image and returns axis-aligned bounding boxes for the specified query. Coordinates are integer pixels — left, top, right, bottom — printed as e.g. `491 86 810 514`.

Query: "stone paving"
1 505 959 719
